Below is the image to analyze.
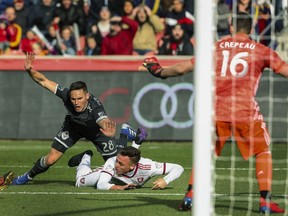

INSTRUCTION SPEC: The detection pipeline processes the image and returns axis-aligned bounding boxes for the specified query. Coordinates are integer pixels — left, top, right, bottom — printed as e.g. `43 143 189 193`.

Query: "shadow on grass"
34 196 182 216
215 192 261 214
31 180 75 186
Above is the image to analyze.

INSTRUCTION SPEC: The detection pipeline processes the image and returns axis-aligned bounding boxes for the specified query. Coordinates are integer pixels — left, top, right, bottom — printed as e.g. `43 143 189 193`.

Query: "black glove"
143 57 164 78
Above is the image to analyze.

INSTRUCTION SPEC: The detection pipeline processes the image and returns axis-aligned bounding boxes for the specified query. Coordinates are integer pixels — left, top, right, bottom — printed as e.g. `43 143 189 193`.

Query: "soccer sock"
260 190 271 200
131 141 140 149
256 151 272 196
116 134 128 151
185 170 194 198
28 156 50 178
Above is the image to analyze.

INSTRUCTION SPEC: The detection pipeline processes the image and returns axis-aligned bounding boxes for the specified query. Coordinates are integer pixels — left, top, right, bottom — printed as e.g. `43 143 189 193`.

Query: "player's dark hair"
119 146 141 165
231 12 252 34
69 81 88 93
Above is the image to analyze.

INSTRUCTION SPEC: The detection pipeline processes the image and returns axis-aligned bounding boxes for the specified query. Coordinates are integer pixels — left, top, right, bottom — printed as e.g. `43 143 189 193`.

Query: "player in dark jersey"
12 52 147 185
139 12 288 213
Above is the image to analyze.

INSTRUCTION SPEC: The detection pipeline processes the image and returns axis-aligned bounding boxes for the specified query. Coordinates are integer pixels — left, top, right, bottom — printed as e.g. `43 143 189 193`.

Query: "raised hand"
24 52 35 71
100 120 117 138
142 57 164 78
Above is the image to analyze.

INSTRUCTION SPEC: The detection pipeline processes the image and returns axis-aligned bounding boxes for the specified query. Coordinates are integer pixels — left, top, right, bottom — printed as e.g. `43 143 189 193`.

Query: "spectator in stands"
90 6 111 39
132 5 164 55
0 15 9 54
5 6 22 52
87 0 123 24
157 0 173 18
32 41 47 55
20 29 39 53
257 0 272 47
217 0 231 39
184 0 194 15
234 0 258 26
133 0 162 15
157 23 194 56
45 24 61 55
29 0 56 36
101 16 138 55
14 0 29 36
84 34 100 55
0 0 13 15
59 25 76 55
165 0 195 38
122 0 135 17
53 0 86 35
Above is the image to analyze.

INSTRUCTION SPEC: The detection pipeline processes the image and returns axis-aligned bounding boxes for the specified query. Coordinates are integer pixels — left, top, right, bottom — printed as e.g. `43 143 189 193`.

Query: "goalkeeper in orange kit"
139 12 288 213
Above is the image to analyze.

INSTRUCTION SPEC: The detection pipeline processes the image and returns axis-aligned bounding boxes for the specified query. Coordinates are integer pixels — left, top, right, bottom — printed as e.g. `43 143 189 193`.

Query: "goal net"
194 0 288 215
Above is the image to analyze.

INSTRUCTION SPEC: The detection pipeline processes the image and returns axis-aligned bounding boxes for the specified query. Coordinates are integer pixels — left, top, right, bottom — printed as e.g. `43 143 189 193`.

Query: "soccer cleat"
12 172 31 185
259 197 285 213
178 196 192 211
0 171 14 191
68 150 93 167
134 127 148 145
121 123 137 141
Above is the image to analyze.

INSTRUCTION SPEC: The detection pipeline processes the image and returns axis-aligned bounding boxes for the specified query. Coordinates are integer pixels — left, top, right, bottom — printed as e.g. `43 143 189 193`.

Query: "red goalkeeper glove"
143 57 164 78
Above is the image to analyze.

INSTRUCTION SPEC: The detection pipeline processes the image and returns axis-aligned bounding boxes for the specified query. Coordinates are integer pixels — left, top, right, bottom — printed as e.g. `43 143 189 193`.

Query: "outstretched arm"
24 52 58 93
152 163 184 190
278 64 288 78
138 57 194 78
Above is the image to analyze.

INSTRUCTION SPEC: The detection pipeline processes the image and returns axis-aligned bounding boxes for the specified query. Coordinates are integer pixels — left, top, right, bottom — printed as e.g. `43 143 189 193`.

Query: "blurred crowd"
0 0 285 56
218 0 286 48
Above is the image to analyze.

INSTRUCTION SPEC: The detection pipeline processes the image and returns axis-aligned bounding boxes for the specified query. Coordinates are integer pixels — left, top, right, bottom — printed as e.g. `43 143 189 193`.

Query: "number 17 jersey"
214 33 286 122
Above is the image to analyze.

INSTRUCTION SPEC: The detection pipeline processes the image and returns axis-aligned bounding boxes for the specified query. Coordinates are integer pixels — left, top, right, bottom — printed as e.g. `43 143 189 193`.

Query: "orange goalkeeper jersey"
212 33 286 122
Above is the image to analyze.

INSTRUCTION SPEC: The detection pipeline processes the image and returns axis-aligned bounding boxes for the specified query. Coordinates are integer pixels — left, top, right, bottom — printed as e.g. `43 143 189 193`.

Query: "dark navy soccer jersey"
55 84 108 128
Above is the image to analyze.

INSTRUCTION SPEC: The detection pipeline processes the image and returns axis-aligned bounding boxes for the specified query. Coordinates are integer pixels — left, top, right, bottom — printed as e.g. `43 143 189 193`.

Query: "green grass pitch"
0 140 287 215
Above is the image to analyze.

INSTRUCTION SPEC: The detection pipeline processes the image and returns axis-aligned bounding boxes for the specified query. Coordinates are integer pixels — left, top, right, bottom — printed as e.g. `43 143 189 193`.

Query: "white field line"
0 191 184 196
1 191 287 198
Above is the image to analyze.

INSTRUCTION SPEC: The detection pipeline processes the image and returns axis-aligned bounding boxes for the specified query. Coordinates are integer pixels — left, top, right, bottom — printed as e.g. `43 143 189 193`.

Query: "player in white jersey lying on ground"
68 146 184 190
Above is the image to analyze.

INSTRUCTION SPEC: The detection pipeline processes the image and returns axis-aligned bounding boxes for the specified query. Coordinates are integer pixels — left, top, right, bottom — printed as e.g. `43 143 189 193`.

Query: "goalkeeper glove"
143 57 164 78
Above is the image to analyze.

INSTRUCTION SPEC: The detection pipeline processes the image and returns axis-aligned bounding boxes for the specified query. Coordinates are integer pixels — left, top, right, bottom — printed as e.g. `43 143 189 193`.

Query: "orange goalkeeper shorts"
215 119 270 160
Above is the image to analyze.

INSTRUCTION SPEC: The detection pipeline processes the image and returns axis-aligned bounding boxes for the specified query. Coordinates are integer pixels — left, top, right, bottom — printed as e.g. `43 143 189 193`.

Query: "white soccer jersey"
96 156 183 190
75 155 183 189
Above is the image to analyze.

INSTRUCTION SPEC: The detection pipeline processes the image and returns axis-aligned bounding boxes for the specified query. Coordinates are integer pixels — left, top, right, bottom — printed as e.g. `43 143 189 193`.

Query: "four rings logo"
133 83 194 128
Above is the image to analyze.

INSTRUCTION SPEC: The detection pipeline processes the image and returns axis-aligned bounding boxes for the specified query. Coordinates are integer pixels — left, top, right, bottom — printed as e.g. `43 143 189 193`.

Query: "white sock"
132 141 141 149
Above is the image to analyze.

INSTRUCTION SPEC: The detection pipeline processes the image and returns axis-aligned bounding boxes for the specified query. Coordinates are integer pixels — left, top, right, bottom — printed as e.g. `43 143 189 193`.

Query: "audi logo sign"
133 83 194 128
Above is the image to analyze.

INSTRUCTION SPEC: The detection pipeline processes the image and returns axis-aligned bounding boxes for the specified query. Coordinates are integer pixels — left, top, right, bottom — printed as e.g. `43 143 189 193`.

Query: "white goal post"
193 0 215 215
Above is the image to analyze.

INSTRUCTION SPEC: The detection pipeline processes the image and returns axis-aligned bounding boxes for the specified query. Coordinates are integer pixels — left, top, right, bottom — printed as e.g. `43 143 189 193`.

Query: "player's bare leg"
12 148 63 185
